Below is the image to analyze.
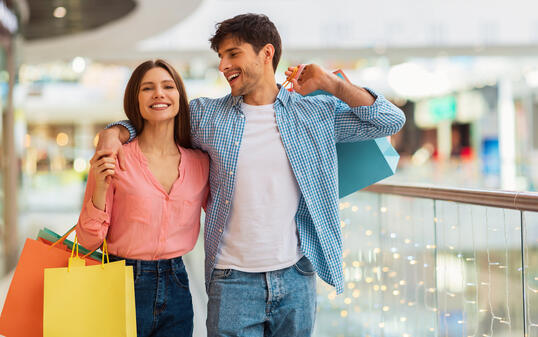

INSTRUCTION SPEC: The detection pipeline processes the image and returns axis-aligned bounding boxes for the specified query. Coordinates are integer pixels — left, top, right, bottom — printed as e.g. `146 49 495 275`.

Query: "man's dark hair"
209 13 282 72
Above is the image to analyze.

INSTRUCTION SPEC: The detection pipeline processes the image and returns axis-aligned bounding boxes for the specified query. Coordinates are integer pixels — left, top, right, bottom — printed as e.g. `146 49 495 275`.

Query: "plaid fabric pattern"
189 86 405 294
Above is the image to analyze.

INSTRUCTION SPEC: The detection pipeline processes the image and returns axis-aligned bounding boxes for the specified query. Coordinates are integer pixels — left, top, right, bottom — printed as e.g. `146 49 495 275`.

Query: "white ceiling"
22 0 538 65
21 0 203 64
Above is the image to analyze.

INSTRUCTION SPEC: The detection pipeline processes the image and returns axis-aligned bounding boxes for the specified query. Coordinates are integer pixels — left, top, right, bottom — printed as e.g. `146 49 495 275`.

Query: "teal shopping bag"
290 68 400 198
37 226 102 261
37 226 103 261
335 138 399 197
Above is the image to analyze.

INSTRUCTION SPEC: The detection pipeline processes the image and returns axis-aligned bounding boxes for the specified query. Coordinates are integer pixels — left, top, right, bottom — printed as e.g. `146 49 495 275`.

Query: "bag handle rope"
51 224 106 263
282 64 306 90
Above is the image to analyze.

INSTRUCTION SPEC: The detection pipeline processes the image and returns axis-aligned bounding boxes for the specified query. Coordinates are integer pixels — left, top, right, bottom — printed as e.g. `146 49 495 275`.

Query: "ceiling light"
53 7 67 18
72 57 86 73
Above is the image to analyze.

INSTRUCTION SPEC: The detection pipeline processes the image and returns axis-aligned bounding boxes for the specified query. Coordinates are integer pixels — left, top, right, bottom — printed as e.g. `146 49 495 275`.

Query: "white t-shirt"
214 102 303 272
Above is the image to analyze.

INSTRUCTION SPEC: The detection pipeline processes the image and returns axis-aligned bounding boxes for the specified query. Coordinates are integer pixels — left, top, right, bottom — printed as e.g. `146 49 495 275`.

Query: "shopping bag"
37 226 103 261
284 66 400 198
43 240 137 337
0 233 100 337
336 138 399 197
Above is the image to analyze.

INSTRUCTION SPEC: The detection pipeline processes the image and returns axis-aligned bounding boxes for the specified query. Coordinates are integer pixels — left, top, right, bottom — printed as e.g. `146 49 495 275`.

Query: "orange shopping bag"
0 229 99 337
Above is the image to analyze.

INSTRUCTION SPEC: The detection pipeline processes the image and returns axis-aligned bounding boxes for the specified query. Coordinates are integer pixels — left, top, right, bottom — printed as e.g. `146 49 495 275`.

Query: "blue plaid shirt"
188 86 405 294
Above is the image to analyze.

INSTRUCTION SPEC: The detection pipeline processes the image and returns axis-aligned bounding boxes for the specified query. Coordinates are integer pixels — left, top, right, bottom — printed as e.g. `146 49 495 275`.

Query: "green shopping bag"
37 226 103 261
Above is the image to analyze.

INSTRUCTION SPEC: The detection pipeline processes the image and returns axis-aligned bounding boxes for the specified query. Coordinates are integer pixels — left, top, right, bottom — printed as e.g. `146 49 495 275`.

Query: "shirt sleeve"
189 99 203 148
76 169 115 251
333 88 406 143
106 120 137 143
200 153 210 211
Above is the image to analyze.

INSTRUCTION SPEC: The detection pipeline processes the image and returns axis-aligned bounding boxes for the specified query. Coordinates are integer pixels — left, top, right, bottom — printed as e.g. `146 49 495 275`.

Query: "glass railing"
314 184 538 337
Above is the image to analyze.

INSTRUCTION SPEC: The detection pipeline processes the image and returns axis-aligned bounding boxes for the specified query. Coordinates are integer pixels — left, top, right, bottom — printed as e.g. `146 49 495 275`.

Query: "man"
97 13 405 336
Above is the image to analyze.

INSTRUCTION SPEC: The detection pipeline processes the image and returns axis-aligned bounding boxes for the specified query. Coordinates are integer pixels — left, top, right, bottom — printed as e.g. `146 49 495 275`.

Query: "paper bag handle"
282 64 305 90
50 224 77 248
101 239 110 266
67 235 109 270
52 225 107 265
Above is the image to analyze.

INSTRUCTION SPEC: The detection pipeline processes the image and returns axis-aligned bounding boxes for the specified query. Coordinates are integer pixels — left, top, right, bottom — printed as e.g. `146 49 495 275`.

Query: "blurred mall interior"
0 0 537 336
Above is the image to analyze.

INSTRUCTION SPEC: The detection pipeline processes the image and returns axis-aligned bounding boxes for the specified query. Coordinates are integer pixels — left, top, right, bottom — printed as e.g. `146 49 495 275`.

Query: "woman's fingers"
96 168 115 181
97 163 116 172
96 158 116 167
91 156 116 183
90 150 114 165
93 156 116 169
101 169 115 176
98 156 116 164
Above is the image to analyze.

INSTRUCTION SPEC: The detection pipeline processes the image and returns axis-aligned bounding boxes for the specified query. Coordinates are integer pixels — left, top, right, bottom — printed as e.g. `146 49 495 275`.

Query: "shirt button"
218 228 223 233
229 171 233 175
235 142 239 146
225 200 229 204
165 196 170 201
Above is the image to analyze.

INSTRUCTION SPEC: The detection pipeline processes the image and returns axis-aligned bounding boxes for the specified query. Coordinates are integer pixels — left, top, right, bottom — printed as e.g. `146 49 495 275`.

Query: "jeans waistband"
108 254 185 274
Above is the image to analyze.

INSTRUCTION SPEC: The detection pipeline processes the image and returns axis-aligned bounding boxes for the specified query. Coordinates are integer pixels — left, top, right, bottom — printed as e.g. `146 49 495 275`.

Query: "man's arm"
92 124 132 170
288 64 375 107
324 76 376 107
287 64 405 142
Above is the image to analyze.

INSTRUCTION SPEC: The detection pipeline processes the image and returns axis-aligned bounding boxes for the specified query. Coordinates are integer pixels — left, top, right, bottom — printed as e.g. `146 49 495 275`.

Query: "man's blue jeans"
206 256 317 336
110 255 194 337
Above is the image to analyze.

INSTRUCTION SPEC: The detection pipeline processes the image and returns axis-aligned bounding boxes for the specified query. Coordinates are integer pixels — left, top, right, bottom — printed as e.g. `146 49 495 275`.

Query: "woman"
76 59 209 337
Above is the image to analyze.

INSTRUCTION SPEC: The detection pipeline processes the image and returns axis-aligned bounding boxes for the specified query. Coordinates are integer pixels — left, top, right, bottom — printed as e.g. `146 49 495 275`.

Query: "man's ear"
263 43 275 66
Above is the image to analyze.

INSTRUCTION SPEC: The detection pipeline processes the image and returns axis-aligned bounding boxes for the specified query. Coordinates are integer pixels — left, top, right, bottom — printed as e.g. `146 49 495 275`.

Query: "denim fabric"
206 256 317 337
109 255 193 337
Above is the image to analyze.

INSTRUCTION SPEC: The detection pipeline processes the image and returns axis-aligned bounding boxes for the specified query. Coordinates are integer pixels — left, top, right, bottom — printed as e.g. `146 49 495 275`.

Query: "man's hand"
285 64 335 96
285 64 375 107
91 127 126 173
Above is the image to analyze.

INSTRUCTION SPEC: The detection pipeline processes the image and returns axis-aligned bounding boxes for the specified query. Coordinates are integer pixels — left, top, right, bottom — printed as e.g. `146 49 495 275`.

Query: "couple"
77 13 406 337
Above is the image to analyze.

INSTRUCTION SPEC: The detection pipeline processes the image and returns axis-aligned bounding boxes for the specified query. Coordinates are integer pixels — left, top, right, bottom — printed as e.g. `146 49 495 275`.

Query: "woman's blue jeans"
109 255 193 337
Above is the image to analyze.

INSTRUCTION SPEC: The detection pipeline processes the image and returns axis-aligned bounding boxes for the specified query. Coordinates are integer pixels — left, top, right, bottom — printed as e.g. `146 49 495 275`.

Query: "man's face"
217 37 265 97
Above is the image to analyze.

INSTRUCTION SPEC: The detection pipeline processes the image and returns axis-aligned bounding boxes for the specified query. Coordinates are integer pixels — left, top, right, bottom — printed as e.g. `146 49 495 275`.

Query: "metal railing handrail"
364 183 538 212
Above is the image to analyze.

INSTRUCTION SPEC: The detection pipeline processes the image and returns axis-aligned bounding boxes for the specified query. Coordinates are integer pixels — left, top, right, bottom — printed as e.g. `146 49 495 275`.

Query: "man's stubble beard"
235 61 263 97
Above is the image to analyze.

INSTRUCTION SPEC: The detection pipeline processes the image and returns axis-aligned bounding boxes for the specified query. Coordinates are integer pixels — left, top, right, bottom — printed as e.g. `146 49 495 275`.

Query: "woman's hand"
90 150 116 210
91 127 127 170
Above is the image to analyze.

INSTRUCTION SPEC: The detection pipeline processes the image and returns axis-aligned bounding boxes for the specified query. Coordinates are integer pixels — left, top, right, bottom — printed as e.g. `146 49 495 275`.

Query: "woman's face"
138 67 180 123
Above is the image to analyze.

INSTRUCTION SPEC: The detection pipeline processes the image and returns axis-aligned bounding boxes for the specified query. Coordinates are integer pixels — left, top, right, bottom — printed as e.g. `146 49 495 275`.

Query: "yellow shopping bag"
43 239 137 337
